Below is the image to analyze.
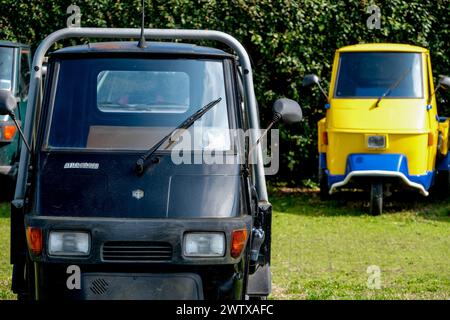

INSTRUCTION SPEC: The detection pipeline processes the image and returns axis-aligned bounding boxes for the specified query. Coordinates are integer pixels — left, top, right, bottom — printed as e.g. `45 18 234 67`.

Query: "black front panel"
37 152 242 218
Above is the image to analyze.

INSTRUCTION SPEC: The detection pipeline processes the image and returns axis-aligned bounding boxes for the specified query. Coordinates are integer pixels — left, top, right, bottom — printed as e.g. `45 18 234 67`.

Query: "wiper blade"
373 65 413 108
134 97 222 175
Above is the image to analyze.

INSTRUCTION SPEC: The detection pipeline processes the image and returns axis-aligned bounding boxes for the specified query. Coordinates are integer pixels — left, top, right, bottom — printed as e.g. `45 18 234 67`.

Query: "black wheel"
369 182 383 215
17 292 31 301
434 170 450 198
247 295 268 300
319 169 330 200
13 258 35 301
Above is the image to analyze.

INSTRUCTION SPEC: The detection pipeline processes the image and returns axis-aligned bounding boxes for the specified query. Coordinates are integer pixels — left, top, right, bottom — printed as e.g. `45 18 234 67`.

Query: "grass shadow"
0 201 10 219
270 188 450 222
0 176 14 218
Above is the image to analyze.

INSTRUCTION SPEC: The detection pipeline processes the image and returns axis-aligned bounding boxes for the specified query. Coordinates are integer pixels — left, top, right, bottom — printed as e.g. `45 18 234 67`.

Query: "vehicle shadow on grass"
0 176 14 218
270 187 450 222
0 191 12 219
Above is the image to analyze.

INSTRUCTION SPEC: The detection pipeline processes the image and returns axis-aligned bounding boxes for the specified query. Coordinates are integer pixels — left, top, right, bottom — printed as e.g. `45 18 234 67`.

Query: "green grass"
270 190 450 299
0 202 14 300
0 191 449 300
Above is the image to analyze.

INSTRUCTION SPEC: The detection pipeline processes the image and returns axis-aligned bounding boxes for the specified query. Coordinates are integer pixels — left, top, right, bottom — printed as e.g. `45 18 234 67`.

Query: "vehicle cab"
2 28 302 300
303 43 449 214
0 41 30 179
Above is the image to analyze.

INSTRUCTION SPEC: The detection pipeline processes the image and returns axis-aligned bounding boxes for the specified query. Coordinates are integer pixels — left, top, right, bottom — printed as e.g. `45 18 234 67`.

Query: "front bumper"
26 215 252 265
326 154 433 195
80 272 204 300
36 262 242 300
25 215 252 300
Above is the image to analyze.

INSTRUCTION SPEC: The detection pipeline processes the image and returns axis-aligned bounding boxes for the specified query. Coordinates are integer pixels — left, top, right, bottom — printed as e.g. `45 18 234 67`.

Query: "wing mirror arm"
428 75 450 106
247 98 302 166
0 90 32 153
302 74 329 103
316 82 329 102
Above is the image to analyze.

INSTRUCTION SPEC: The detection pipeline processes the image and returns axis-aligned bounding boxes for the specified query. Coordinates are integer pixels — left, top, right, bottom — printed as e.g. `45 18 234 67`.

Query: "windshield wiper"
134 97 222 175
372 65 413 108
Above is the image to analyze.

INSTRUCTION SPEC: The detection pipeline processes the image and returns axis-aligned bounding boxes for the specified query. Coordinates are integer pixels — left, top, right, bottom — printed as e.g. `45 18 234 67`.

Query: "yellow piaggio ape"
303 44 450 215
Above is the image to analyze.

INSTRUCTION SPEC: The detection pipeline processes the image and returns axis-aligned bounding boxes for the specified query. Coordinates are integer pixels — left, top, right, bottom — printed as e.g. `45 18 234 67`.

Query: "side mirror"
0 89 31 153
302 74 329 102
0 89 17 115
302 74 320 87
247 98 302 166
438 75 450 90
273 98 303 124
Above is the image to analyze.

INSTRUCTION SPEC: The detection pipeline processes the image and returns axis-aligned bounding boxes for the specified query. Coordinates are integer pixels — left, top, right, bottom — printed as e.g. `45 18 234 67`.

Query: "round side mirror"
438 75 450 90
273 98 303 124
302 74 320 87
0 89 17 115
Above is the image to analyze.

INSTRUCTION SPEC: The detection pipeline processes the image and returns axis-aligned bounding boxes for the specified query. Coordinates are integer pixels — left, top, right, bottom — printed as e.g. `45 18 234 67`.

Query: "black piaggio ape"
0 25 302 300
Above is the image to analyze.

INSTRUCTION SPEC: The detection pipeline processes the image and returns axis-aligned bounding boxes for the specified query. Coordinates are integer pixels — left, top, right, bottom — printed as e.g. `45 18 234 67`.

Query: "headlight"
183 232 225 257
367 135 386 149
48 231 90 256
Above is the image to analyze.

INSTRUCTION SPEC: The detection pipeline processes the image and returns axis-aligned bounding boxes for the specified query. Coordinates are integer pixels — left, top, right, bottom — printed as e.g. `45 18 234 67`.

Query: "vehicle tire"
14 257 35 301
17 292 31 301
434 170 450 198
19 255 36 301
369 182 383 216
319 169 330 200
247 295 268 300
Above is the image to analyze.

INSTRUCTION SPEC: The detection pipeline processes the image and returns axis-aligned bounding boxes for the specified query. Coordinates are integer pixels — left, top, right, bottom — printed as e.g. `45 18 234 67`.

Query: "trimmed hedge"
1 0 449 185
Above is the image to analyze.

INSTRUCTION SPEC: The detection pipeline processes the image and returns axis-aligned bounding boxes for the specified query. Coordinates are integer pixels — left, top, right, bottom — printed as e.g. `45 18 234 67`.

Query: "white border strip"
329 170 429 196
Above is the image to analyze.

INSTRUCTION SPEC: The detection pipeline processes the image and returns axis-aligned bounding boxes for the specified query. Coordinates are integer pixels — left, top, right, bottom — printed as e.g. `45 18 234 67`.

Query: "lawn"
0 190 449 300
0 202 14 300
270 190 450 299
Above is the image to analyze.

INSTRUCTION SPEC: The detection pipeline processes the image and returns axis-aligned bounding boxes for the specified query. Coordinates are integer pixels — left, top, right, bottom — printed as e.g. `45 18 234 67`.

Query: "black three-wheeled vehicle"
0 27 302 300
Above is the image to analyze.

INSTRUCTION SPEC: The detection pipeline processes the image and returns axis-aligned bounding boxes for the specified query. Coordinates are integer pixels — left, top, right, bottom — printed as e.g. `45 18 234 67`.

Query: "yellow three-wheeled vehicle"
304 44 450 214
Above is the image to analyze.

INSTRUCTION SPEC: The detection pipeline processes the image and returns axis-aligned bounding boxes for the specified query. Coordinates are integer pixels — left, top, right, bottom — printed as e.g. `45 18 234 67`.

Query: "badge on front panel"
132 189 144 200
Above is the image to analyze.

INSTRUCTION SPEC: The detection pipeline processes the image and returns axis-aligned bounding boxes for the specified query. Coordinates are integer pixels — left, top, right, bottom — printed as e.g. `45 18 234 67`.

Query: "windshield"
0 47 14 91
334 52 423 98
47 57 231 150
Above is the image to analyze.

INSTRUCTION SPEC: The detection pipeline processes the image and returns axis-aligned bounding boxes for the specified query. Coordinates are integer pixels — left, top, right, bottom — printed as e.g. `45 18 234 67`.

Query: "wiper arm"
373 65 412 108
134 97 222 175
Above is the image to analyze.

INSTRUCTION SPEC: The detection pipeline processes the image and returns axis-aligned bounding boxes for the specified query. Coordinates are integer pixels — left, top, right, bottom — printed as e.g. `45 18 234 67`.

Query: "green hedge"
1 0 449 185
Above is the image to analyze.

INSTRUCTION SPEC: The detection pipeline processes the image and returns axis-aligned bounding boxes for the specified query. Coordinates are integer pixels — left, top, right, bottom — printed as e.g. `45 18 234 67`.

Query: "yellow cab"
303 43 450 214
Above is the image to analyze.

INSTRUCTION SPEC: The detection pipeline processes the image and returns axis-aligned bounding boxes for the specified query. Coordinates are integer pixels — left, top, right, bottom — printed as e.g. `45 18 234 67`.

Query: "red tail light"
231 229 248 258
428 132 434 146
322 132 328 145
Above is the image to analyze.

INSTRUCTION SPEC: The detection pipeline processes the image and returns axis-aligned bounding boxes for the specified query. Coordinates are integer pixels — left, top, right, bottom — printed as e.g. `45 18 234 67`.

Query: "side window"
19 49 31 100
